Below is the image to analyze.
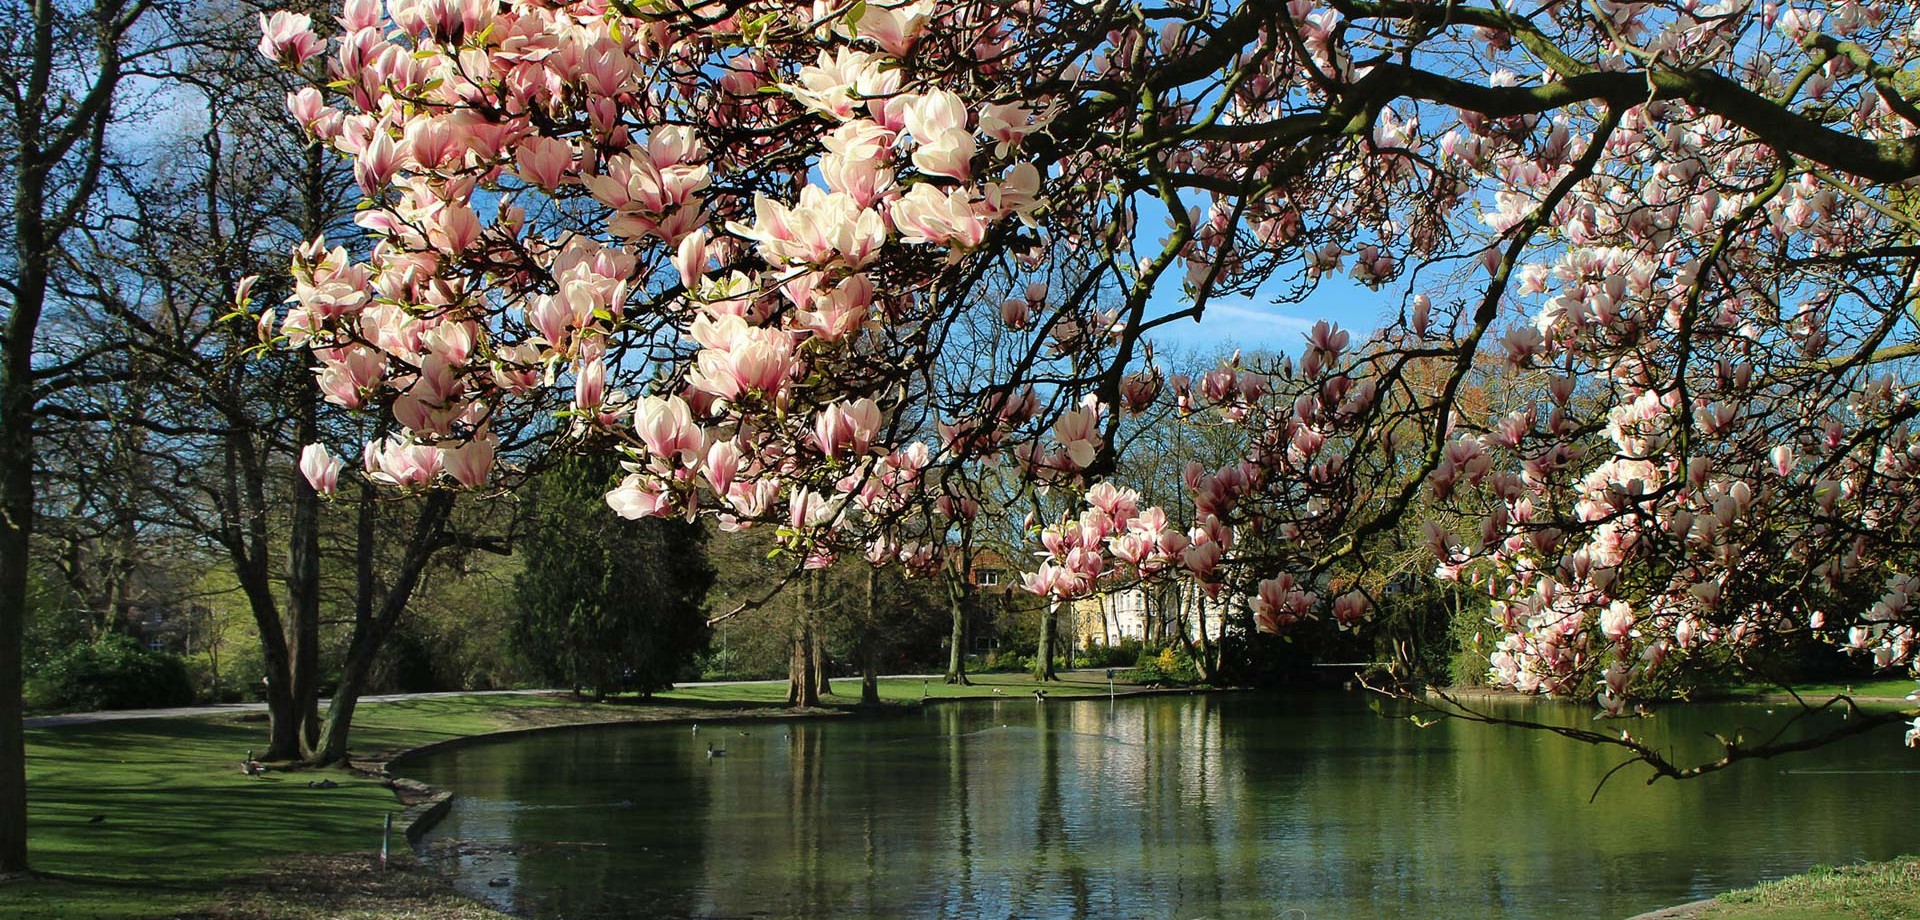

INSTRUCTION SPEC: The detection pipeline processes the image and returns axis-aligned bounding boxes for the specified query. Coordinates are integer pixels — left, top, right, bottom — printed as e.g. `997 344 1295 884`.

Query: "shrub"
35 635 196 712
1075 639 1143 669
1129 646 1202 685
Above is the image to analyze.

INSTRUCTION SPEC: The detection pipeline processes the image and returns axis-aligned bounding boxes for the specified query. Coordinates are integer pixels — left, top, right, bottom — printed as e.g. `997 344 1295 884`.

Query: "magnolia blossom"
299 444 343 496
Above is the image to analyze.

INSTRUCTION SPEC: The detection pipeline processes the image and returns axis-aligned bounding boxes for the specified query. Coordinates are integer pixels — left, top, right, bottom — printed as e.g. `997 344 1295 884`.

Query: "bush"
1075 638 1143 669
1129 646 1202 685
34 635 196 712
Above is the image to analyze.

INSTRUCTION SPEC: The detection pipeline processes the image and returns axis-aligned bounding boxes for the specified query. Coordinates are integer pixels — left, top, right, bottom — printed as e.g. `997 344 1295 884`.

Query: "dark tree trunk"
787 575 820 707
313 491 454 764
860 566 880 706
286 383 323 754
0 311 33 874
1033 600 1059 681
813 572 832 696
942 554 969 685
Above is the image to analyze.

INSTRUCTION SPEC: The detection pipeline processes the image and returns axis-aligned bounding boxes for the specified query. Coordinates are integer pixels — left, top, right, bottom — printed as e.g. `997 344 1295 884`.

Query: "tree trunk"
285 382 323 755
942 557 969 685
787 576 820 707
1033 599 1059 681
312 491 453 764
0 352 32 875
861 566 880 705
812 572 832 697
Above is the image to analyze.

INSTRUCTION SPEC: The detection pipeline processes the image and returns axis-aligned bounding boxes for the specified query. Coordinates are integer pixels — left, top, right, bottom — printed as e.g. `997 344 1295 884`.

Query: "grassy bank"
1690 857 1920 920
0 672 1134 919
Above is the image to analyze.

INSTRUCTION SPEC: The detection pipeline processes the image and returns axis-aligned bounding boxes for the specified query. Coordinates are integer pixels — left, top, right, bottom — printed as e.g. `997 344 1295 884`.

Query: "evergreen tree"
515 456 713 698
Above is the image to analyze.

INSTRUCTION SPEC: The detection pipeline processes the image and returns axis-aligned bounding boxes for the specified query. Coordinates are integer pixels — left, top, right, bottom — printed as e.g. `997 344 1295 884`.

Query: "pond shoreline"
363 683 1210 846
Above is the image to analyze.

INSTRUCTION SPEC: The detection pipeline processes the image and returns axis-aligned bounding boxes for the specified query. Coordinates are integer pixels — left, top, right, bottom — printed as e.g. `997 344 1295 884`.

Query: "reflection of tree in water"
438 727 710 919
937 702 978 918
1023 696 1095 917
409 695 1920 919
785 722 832 917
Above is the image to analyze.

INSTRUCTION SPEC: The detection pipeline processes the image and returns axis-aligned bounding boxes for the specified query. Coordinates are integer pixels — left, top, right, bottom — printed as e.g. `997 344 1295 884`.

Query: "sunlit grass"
1699 857 1920 920
2 674 1150 917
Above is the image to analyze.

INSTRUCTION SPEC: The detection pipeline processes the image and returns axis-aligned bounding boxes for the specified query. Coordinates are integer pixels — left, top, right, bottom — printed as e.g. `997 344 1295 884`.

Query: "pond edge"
355 685 1211 845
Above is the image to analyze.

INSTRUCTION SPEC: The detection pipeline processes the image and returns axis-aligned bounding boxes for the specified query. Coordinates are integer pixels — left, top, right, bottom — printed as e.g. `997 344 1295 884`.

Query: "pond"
402 691 1920 919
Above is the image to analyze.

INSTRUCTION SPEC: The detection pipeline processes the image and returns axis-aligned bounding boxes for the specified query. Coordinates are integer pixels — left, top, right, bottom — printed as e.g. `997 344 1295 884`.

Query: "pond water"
403 692 1920 919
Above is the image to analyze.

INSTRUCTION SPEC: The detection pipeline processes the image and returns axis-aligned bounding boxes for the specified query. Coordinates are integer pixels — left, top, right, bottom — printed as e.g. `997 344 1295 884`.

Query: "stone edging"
1622 898 1717 920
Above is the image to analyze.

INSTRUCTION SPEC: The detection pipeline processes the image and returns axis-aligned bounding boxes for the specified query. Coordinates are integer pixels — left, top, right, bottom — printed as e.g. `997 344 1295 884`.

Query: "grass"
1720 678 1919 706
1693 857 1920 920
658 669 1134 705
0 671 1145 918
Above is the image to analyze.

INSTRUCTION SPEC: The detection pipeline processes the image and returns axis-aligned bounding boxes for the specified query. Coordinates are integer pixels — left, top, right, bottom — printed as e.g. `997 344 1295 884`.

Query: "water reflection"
405 694 1920 920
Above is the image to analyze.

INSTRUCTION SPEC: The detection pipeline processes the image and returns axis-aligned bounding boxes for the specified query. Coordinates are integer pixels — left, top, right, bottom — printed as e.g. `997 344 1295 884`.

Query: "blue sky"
1139 275 1399 359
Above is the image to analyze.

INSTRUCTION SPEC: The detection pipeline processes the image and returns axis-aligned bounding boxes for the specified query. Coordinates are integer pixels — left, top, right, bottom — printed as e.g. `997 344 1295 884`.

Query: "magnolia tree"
261 0 1920 768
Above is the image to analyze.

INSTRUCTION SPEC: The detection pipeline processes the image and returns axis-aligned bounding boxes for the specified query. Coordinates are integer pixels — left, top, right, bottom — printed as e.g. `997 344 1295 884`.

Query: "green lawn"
658 669 1132 705
1721 678 1919 705
0 673 1143 917
1696 857 1920 920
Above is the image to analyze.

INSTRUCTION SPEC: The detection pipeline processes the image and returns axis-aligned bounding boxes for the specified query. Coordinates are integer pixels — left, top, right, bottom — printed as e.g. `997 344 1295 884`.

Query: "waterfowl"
241 750 265 776
1033 689 1048 701
706 742 726 758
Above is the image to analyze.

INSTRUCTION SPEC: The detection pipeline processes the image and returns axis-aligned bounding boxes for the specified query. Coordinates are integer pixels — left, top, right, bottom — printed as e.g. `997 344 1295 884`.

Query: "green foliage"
514 455 715 698
1074 639 1143 669
1446 592 1492 688
1129 645 1201 685
32 634 195 712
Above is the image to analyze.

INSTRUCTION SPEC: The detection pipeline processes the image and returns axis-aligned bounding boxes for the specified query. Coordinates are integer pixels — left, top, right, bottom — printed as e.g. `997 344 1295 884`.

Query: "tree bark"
1033 599 1059 681
812 573 832 697
0 297 33 874
787 574 820 707
285 381 323 754
313 491 454 764
860 565 880 706
942 553 969 685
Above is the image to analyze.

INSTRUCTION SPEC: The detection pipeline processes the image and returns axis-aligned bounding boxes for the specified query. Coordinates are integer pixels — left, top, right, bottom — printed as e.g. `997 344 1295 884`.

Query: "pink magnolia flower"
1600 601 1635 642
258 11 323 65
890 184 988 249
728 188 886 267
704 439 742 496
1000 297 1030 330
299 444 343 496
820 120 898 208
607 474 672 520
634 395 706 464
363 436 443 488
573 358 607 411
514 136 575 191
1052 406 1102 469
442 435 496 488
843 0 934 56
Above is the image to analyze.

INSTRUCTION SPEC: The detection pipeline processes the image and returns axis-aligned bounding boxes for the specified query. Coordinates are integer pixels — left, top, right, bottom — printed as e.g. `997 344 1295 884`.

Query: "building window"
977 569 1000 587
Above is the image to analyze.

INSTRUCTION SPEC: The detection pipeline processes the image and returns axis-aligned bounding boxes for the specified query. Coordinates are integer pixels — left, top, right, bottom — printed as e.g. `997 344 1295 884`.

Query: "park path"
21 673 965 729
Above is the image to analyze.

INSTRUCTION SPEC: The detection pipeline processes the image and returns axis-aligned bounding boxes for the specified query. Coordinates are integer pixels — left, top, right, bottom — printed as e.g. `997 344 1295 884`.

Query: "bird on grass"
87 814 105 824
241 750 266 776
706 742 726 759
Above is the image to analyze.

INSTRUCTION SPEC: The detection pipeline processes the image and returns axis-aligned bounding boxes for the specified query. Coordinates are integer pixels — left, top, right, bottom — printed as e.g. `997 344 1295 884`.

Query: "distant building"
1071 586 1231 647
